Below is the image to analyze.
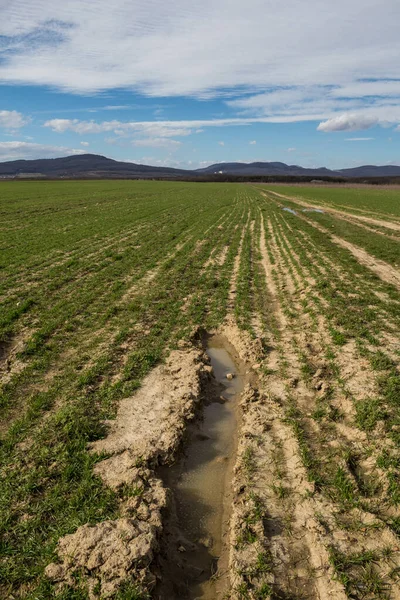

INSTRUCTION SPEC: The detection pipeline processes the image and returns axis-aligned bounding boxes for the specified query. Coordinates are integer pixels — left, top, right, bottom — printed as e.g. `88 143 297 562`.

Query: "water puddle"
158 335 244 599
282 207 297 215
302 208 324 213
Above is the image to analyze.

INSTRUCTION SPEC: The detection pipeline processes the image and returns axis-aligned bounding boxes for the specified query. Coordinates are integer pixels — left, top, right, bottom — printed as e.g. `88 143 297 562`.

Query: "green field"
1 181 400 600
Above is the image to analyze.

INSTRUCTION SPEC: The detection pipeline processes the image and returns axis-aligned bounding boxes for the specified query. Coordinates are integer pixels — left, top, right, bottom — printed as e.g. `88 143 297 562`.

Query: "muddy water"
159 336 244 599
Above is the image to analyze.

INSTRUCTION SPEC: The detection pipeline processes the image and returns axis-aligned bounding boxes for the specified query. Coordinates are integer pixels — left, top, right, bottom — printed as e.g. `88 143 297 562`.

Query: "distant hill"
339 165 400 178
0 153 399 180
195 161 400 178
0 154 189 179
194 161 343 177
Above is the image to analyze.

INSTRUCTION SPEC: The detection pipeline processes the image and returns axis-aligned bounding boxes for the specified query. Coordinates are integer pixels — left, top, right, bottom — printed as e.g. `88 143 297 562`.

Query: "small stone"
124 495 142 513
252 363 261 370
198 536 213 548
226 373 234 381
178 545 186 552
45 563 65 582
136 504 151 521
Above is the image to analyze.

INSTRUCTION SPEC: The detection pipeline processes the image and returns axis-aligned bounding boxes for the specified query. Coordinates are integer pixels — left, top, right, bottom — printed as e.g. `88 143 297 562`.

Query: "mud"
156 334 245 600
45 335 249 600
45 346 212 598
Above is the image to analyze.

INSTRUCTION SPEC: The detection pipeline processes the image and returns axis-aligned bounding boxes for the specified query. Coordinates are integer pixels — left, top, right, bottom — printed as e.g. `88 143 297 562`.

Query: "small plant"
271 483 290 499
355 398 387 431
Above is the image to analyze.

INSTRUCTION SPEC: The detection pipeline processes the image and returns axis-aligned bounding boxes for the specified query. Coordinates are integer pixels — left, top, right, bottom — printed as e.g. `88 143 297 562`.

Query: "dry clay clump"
46 347 210 598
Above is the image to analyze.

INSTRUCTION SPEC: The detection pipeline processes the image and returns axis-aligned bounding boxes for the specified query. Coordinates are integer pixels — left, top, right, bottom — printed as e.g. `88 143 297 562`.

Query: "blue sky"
0 0 399 169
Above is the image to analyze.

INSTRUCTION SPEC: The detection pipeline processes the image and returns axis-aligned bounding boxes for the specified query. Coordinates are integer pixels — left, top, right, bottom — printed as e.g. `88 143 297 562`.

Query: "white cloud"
218 141 225 146
0 110 28 129
103 105 132 111
287 147 296 152
331 81 400 98
0 0 398 130
131 157 215 169
227 86 400 129
44 118 194 138
44 116 345 143
249 140 257 145
132 138 181 148
80 141 89 146
0 141 85 161
345 137 374 141
317 114 378 132
395 126 400 133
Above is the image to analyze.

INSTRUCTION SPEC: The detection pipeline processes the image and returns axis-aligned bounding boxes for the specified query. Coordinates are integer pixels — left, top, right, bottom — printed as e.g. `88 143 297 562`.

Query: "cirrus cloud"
0 1 398 109
132 138 181 148
1 1 399 136
44 118 195 138
345 137 374 141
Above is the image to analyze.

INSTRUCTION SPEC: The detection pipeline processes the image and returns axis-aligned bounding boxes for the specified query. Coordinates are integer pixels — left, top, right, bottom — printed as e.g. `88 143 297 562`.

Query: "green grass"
329 546 394 599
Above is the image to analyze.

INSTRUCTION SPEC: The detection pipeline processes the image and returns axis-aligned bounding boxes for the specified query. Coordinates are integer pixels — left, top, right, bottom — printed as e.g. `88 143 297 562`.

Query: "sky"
0 0 400 170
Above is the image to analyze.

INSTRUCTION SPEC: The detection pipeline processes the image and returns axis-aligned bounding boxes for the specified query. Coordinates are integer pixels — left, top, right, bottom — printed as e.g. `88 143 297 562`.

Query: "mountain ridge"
0 153 399 179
